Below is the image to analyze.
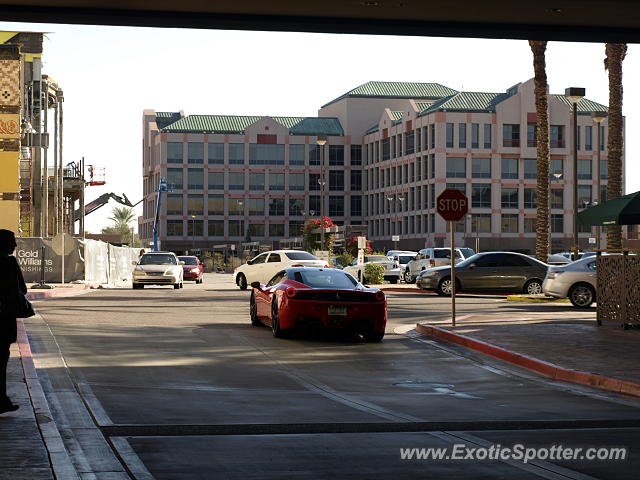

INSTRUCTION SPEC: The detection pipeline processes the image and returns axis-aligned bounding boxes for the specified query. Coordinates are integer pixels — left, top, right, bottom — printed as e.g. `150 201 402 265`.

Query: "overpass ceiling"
0 1 638 42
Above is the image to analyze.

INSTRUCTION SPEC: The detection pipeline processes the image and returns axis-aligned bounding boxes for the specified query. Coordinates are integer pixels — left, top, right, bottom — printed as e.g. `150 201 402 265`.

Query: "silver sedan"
542 256 597 308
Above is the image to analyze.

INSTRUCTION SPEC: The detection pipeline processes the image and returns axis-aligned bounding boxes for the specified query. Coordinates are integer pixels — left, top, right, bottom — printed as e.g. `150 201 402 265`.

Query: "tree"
529 40 551 261
604 43 627 250
102 206 139 246
302 216 335 252
108 206 136 226
345 236 372 256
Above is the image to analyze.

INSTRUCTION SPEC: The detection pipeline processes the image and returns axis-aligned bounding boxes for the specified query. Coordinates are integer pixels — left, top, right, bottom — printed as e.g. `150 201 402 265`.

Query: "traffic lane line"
415 323 640 398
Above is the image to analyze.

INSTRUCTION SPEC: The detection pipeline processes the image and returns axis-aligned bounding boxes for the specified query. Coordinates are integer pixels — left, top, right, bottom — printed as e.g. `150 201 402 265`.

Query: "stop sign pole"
437 189 469 326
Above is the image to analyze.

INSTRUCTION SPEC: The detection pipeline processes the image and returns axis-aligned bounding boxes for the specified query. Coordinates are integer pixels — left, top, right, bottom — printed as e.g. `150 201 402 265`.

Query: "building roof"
155 112 182 129
322 81 458 108
420 91 509 115
160 115 344 136
552 95 608 113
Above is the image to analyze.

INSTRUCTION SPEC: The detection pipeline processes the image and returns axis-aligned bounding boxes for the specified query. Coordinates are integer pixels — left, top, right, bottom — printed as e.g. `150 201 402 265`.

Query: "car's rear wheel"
271 300 287 338
173 283 180 289
524 279 543 295
569 283 595 308
250 293 261 326
403 271 415 284
436 277 460 296
237 273 247 290
364 330 384 342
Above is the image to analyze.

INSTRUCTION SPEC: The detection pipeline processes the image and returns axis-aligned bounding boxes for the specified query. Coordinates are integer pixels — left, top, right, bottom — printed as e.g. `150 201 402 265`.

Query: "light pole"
565 87 585 261
316 135 327 249
190 215 196 254
592 110 608 251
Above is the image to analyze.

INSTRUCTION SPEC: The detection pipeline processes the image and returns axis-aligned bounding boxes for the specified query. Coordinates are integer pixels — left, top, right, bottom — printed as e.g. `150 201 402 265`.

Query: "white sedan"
132 252 184 289
233 250 327 289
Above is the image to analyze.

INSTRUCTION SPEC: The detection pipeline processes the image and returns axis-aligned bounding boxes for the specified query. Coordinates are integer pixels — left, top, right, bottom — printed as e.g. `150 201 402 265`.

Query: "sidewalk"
416 309 640 397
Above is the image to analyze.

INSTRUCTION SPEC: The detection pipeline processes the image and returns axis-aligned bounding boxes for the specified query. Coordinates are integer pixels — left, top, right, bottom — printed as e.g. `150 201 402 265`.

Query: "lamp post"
190 215 196 254
316 135 327 249
565 87 585 261
592 110 608 251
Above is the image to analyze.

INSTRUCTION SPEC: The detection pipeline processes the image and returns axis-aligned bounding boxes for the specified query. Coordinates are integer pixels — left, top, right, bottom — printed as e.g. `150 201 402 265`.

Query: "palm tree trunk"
604 43 627 250
529 40 550 261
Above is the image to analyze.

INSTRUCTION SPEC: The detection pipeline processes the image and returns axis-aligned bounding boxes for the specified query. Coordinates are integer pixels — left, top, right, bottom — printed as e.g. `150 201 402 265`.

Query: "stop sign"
437 189 469 221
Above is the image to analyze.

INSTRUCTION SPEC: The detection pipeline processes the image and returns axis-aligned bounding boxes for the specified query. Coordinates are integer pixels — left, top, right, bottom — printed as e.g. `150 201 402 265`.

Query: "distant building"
140 78 620 254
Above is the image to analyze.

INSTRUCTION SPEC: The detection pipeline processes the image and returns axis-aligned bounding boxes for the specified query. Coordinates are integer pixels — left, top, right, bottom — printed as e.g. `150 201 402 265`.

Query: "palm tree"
529 40 550 261
108 206 135 227
604 43 627 250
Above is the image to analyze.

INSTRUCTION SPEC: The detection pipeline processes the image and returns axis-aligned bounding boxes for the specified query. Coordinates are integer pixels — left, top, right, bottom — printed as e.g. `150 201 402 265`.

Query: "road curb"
26 284 97 301
17 320 80 479
416 323 640 398
506 294 569 303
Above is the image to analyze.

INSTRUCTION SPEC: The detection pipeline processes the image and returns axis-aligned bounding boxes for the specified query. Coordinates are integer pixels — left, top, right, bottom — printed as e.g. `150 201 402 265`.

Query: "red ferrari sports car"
249 267 387 341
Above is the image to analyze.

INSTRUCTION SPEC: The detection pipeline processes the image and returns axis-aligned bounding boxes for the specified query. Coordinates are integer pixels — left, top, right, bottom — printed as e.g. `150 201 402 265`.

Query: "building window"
524 158 537 179
329 196 344 216
446 123 454 148
577 159 592 180
430 124 436 149
186 142 204 164
166 194 183 215
167 142 183 163
501 188 519 208
472 184 491 208
329 145 344 166
187 219 203 237
524 188 537 209
447 183 466 194
207 143 223 164
248 198 265 216
269 223 284 237
382 138 391 161
249 223 264 237
524 217 536 233
551 158 563 180
578 185 592 207
167 168 183 189
600 159 608 180
249 173 265 190
405 131 415 155
228 220 243 237
416 129 422 152
309 144 320 166
249 144 285 165
289 198 304 216
187 168 204 189
289 220 304 236
551 214 564 233
269 173 285 191
228 143 244 165
458 123 467 148
501 213 518 233
208 171 223 190
351 170 362 191
289 173 305 191
526 123 537 147
600 185 607 203
351 195 362 217
167 220 183 236
503 124 520 147
501 158 518 179
228 172 244 190
349 145 362 166
551 189 563 209
309 195 320 214
446 157 466 178
269 198 285 216
472 157 491 178
309 173 321 191
208 220 224 237
228 198 243 215
550 125 565 148
483 124 492 149
585 126 593 151
471 123 479 148
599 125 606 151
471 213 491 233
207 194 224 215
329 170 344 191
289 144 305 166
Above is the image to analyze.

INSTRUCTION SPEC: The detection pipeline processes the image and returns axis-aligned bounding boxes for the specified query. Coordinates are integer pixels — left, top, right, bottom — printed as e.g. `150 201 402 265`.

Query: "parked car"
543 256 597 307
404 247 475 283
178 255 204 284
546 254 571 265
132 252 184 289
249 267 387 341
343 255 398 284
386 250 417 257
416 251 548 296
388 252 418 283
234 250 327 290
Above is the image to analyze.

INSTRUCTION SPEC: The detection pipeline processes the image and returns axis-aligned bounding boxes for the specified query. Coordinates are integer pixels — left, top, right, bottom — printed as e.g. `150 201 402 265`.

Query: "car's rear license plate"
328 306 347 316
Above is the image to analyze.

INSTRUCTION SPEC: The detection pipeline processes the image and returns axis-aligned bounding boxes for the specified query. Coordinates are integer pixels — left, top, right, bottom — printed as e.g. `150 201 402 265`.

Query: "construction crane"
152 178 169 251
73 192 136 221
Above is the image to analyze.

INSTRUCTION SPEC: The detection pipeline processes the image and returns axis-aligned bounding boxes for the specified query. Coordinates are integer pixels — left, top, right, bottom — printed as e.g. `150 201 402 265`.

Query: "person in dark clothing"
0 229 24 414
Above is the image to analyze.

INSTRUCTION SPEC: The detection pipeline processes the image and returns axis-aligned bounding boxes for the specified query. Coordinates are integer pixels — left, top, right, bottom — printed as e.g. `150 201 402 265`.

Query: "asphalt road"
26 274 640 479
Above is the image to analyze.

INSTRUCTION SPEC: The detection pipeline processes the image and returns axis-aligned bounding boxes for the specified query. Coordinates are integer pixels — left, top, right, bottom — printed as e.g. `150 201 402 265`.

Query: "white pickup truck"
343 255 398 284
403 247 475 283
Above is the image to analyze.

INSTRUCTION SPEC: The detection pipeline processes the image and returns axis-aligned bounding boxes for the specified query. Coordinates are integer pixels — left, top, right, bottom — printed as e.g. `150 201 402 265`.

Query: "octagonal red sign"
437 188 469 222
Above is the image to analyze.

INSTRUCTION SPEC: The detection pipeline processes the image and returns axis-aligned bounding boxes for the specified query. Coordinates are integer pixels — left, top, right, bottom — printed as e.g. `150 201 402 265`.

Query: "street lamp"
190 215 197 254
316 135 327 249
565 87 585 261
592 110 608 251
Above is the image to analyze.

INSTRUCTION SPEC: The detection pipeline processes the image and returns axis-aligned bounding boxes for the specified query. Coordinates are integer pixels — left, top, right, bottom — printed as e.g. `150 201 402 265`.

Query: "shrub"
364 263 385 284
335 252 354 268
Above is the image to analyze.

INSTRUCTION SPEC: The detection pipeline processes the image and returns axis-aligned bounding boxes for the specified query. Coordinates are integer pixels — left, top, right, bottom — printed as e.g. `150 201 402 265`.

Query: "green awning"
577 191 640 226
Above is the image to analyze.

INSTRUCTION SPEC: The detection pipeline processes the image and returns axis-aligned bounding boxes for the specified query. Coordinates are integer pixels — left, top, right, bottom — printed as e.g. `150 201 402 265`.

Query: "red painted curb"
416 323 640 398
26 284 97 301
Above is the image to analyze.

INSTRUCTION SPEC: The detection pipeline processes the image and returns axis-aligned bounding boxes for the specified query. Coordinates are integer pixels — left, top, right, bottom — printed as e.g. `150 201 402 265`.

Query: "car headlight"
134 266 144 272
190 267 200 272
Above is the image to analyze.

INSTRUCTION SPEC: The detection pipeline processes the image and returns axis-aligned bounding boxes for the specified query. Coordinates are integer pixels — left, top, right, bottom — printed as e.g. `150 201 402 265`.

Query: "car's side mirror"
250 281 262 290
179 261 185 265
132 261 138 266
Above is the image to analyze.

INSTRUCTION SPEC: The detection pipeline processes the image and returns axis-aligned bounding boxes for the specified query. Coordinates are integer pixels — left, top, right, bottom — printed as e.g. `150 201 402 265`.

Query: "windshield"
139 254 177 265
456 253 482 268
294 270 357 289
285 252 318 260
458 248 476 258
178 257 198 265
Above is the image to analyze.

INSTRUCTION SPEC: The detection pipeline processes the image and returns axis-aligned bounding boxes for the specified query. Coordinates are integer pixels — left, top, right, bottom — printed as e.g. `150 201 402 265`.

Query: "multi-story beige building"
140 78 618 254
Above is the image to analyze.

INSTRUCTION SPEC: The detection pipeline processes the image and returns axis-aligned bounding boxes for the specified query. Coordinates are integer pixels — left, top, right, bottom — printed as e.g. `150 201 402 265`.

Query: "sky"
1 22 638 233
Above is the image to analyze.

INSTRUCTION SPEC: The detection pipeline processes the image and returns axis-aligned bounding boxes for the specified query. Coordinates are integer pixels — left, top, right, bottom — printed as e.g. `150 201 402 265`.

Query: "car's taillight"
285 287 297 298
430 259 435 267
375 291 385 301
324 264 332 268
